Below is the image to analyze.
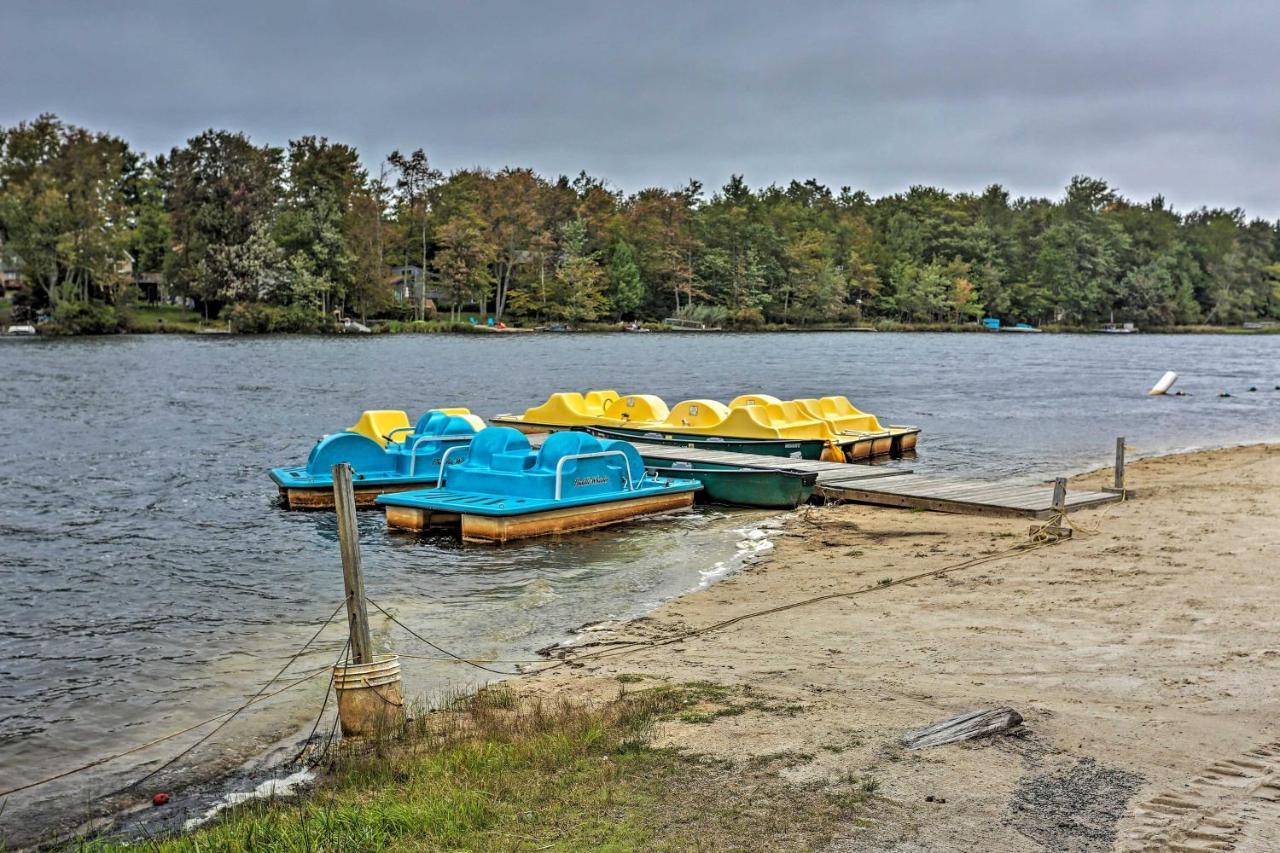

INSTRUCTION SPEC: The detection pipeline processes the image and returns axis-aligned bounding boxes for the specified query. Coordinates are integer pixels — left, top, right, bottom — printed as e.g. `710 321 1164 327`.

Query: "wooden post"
333 463 373 665
1031 476 1073 539
1051 477 1067 515
1114 437 1126 494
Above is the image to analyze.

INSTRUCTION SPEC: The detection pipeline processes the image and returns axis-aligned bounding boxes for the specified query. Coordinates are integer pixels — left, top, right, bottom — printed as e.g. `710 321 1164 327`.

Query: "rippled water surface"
1 331 1277 837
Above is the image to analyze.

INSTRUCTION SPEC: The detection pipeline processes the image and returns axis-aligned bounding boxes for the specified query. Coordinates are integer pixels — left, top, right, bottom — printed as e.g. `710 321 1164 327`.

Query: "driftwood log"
902 707 1024 749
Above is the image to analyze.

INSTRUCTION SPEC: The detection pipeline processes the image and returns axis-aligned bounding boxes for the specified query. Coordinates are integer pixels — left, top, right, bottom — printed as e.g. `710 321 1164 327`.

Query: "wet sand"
523 444 1280 851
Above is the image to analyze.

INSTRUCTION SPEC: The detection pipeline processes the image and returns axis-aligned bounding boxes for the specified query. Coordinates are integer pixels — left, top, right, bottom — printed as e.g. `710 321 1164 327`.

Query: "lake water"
1 331 1277 840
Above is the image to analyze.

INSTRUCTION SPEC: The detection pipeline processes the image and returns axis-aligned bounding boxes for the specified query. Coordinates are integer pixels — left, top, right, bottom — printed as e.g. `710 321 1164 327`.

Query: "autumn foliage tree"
4 113 1279 333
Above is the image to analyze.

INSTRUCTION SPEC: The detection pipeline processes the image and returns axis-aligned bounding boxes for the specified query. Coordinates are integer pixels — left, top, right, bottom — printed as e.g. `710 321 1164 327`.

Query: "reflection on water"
0 331 1277 838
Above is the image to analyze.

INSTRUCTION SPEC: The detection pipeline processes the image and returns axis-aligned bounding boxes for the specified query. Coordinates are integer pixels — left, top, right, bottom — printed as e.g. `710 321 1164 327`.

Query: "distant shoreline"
6 322 1279 337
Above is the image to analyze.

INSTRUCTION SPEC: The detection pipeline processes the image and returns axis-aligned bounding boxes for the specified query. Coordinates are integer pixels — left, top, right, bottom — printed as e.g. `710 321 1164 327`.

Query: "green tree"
162 129 284 316
345 184 392 321
432 212 495 320
129 167 172 279
607 240 643 319
0 114 135 310
547 218 606 322
387 148 441 320
275 136 364 315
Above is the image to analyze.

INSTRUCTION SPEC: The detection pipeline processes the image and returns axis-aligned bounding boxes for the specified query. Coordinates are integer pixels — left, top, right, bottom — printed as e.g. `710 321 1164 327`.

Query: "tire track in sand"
1118 739 1280 852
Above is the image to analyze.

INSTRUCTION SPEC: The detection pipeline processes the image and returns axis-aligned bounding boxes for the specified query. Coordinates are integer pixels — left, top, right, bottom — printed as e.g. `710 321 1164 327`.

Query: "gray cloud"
3 0 1277 218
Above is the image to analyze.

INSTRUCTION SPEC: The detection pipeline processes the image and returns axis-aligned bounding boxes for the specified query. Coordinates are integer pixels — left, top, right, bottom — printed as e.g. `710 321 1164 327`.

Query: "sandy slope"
523 444 1280 851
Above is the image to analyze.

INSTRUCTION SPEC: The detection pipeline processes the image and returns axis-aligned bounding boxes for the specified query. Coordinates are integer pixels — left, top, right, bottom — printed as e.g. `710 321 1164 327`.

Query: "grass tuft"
79 683 878 850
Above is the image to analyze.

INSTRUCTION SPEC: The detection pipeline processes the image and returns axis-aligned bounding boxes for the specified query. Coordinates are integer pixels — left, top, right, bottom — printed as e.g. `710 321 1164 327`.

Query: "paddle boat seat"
271 412 483 508
793 397 888 433
582 389 621 413
662 399 732 429
378 428 700 542
512 390 622 428
818 396 868 417
818 396 921 452
728 394 783 409
387 409 485 447
740 403 837 440
601 394 671 424
348 410 412 447
442 429 645 500
728 395 837 437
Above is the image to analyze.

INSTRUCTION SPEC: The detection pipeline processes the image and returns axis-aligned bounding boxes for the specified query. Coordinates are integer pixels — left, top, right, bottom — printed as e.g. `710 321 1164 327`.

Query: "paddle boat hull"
378 428 700 543
892 428 920 454
642 462 818 508
385 490 696 542
275 477 441 510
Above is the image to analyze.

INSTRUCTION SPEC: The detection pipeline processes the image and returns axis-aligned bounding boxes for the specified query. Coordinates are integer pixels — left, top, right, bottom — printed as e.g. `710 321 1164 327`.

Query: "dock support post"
1114 437 1126 495
1033 477 1073 540
1104 437 1127 497
333 462 373 665
1051 477 1067 515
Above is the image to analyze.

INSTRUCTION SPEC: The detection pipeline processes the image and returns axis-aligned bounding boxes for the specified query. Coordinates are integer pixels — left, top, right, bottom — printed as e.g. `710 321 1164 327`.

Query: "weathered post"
1114 437 1126 495
333 463 373 665
1031 476 1073 540
330 463 403 737
1051 477 1067 516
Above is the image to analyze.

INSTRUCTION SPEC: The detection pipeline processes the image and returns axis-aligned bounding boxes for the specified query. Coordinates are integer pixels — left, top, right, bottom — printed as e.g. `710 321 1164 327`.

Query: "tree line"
2 113 1278 333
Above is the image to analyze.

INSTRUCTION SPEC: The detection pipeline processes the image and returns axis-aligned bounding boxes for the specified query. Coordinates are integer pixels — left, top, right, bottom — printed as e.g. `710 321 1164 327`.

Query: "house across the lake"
389 265 448 309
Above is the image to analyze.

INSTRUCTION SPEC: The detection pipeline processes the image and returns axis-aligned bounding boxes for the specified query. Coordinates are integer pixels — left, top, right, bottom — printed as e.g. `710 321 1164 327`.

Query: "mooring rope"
0 665 330 800
0 602 345 801
552 532 1070 667
291 636 349 767
111 601 347 796
364 596 559 677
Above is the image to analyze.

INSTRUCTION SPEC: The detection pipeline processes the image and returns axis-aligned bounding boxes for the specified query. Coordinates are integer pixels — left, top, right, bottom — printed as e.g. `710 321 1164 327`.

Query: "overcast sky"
4 0 1278 219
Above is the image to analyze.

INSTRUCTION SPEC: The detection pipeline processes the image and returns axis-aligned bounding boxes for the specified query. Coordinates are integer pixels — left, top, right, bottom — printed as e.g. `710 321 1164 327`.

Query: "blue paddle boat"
377 428 701 542
271 410 484 509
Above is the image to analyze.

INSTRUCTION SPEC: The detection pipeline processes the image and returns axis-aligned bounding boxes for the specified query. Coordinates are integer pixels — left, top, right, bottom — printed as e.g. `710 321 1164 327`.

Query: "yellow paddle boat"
490 391 670 432
813 396 920 453
722 396 878 460
728 395 918 458
494 392 846 461
492 390 919 462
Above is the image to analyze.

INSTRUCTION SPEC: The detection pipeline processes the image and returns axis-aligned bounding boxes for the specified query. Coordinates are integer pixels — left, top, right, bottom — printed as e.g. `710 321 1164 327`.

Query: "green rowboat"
643 460 819 508
585 426 826 460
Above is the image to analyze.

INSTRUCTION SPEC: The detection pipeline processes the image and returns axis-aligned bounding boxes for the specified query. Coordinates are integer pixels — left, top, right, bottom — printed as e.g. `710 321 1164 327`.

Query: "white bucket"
332 654 404 737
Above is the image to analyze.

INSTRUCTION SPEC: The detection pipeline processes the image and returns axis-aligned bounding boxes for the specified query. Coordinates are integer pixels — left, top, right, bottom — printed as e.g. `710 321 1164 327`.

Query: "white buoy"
1149 371 1178 395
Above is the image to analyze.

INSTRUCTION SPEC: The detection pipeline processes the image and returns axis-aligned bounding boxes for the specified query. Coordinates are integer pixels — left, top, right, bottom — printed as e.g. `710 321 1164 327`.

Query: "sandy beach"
519 444 1280 851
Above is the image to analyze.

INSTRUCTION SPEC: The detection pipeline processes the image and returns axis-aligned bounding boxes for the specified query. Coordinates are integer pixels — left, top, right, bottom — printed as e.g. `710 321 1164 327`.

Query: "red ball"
152 792 171 806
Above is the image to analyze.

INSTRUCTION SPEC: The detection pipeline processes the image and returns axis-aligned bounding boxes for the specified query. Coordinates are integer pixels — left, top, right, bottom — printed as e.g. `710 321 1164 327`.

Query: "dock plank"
536 435 1123 519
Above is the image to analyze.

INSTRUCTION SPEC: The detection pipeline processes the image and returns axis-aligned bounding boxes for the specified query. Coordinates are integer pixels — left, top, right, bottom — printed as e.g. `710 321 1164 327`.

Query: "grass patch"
130 304 205 333
642 681 808 724
820 736 864 754
614 673 649 684
81 684 874 851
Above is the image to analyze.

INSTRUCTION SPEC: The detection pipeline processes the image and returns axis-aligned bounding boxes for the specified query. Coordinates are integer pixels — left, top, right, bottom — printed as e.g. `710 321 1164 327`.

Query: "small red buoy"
152 792 171 806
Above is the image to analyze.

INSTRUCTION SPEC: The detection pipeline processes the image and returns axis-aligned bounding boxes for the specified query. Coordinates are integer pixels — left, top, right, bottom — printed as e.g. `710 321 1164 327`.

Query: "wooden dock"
627 441 1124 519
